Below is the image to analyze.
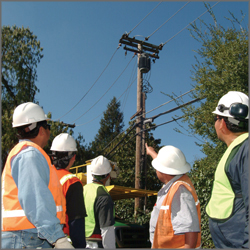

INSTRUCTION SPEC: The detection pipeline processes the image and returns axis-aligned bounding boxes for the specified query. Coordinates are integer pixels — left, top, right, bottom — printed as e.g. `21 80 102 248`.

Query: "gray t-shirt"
149 175 200 244
92 186 115 235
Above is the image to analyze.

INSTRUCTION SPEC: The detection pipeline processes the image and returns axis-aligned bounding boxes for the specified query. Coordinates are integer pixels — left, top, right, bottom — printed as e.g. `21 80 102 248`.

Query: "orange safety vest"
152 174 201 249
55 168 83 235
2 141 66 231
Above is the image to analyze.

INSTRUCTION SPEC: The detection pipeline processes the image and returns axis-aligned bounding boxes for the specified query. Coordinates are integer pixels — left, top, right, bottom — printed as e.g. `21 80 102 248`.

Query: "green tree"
102 120 162 225
43 114 90 173
88 96 162 225
1 25 89 171
172 6 248 248
90 96 124 155
1 25 44 167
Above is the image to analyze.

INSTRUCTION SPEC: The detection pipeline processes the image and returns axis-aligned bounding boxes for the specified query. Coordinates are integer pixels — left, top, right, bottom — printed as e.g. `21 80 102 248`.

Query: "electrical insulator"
139 53 151 73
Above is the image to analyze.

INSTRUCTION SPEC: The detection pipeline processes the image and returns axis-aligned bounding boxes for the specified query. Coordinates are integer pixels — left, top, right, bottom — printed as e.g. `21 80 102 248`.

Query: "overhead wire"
105 96 205 158
121 57 137 112
65 2 218 148
107 114 188 159
145 1 190 40
75 75 137 127
55 44 121 121
127 1 163 35
103 0 217 157
162 2 220 46
72 54 136 123
148 97 205 121
131 88 196 121
59 2 217 124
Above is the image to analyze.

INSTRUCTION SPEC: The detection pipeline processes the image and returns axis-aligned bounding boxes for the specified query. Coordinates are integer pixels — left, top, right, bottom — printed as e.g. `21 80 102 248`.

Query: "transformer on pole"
119 34 162 214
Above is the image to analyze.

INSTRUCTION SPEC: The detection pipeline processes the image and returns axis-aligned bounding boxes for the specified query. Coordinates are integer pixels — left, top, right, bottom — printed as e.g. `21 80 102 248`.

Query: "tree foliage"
88 97 162 225
1 25 88 171
173 6 248 248
102 117 162 225
90 97 124 155
1 25 44 167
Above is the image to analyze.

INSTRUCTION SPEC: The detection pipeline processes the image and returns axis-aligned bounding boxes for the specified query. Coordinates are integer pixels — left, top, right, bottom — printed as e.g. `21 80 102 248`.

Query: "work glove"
54 237 74 248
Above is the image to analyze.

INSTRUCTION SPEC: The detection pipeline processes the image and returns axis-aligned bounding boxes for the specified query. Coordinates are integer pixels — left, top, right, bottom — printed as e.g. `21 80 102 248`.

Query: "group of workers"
1 102 115 249
1 90 249 249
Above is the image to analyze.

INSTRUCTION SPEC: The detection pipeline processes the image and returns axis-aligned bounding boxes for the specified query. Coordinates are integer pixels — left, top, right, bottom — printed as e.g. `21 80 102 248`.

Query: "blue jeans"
1 231 53 249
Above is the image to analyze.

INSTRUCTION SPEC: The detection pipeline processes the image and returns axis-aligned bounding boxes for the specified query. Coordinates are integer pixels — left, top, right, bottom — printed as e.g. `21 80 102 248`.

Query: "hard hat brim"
152 158 191 175
212 109 232 118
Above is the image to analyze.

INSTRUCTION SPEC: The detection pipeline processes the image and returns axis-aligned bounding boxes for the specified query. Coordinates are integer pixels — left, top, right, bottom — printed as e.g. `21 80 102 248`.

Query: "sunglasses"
214 116 222 122
41 122 51 131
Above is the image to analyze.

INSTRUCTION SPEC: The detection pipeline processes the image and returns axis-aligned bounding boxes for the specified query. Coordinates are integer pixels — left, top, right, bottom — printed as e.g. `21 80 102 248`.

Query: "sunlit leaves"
1 25 44 168
176 7 248 248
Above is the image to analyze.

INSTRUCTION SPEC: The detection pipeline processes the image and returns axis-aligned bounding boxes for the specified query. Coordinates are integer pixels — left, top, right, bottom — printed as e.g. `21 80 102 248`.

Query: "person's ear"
38 126 44 135
221 119 230 134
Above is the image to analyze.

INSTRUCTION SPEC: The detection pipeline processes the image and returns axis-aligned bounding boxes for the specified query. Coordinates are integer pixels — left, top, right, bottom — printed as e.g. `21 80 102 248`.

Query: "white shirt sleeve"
171 185 200 234
101 225 116 248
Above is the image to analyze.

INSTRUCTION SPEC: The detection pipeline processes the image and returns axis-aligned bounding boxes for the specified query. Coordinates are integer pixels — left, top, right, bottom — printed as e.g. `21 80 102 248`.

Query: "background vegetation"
1 6 248 248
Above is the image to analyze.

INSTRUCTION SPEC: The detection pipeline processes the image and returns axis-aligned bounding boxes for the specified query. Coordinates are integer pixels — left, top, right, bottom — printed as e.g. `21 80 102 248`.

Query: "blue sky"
1 1 248 166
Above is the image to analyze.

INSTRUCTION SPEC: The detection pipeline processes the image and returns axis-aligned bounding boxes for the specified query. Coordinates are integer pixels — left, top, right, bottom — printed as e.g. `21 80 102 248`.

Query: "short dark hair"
16 120 47 139
92 173 109 182
220 116 248 133
50 151 76 169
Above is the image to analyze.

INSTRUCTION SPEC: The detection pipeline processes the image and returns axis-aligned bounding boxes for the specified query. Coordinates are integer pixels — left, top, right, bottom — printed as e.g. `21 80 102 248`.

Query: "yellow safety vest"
206 133 248 220
84 183 112 237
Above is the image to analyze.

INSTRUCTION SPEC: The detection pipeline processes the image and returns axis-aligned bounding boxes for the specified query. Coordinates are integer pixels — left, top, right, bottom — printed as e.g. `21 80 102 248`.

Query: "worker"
146 143 201 249
50 133 87 248
1 102 73 248
83 155 116 249
206 91 249 248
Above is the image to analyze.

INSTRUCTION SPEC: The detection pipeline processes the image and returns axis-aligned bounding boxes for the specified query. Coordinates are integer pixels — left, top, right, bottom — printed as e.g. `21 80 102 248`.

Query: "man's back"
208 137 248 248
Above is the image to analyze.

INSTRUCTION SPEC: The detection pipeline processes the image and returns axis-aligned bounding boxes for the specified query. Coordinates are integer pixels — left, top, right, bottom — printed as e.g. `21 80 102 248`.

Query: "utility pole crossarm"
119 33 163 59
118 32 163 215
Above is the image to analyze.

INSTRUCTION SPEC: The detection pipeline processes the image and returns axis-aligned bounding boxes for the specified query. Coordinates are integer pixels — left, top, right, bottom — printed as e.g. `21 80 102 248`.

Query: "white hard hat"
91 155 112 175
212 91 249 121
152 146 191 175
12 102 48 128
50 133 77 152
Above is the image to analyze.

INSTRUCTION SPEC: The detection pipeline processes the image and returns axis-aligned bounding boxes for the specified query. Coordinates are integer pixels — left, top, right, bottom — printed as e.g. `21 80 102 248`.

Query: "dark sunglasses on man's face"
41 122 51 131
214 116 222 122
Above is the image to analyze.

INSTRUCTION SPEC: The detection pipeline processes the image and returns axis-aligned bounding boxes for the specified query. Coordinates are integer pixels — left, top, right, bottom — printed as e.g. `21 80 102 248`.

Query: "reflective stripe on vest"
60 173 77 185
3 205 63 218
206 133 248 220
2 141 66 231
84 183 111 237
153 175 201 249
55 168 82 235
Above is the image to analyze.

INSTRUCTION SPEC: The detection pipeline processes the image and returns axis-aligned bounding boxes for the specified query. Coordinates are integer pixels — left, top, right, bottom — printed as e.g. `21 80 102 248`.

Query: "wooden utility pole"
135 44 142 213
119 34 162 214
141 91 147 211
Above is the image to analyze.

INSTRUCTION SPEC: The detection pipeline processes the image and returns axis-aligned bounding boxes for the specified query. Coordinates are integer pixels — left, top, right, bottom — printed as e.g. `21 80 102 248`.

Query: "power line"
127 2 163 36
105 122 137 158
145 2 190 40
75 75 137 127
131 88 196 121
162 2 220 46
107 116 183 159
121 57 137 112
148 97 204 121
55 44 121 121
72 54 135 123
101 130 126 154
106 96 205 159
